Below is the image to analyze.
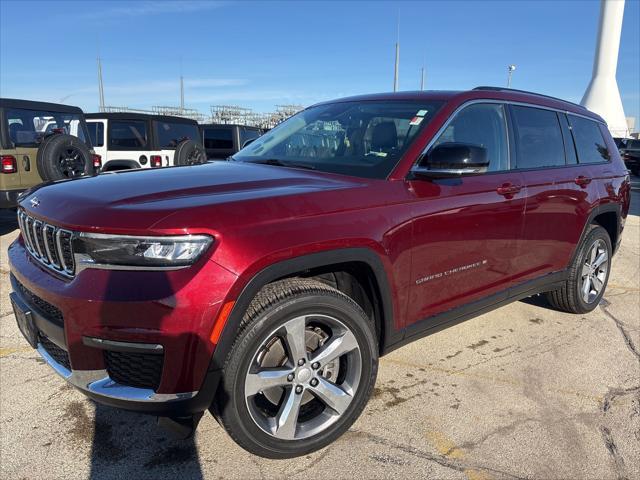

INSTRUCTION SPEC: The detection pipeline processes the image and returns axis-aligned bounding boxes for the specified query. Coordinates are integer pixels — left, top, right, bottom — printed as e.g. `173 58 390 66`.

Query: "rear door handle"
575 175 592 187
497 183 522 197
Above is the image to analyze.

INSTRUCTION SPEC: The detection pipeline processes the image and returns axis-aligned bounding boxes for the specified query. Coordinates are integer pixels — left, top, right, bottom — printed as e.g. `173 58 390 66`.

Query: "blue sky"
1 0 638 123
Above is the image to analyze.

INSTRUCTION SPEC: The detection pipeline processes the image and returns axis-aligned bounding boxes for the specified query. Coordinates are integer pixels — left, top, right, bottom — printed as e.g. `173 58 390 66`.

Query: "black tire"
546 225 612 313
36 134 94 181
212 278 378 458
174 140 206 166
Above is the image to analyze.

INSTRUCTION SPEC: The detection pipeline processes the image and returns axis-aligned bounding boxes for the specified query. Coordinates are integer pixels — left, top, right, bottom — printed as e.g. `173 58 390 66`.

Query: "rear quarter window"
568 115 610 164
155 121 200 149
512 106 565 169
203 128 234 149
109 120 148 150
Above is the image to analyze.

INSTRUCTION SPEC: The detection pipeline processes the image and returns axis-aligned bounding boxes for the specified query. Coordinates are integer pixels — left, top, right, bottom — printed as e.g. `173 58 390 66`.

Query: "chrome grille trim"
17 210 75 278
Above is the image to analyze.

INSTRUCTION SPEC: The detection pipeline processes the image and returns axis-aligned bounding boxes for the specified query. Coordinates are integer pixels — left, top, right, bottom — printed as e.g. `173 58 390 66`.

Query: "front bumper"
8 237 236 415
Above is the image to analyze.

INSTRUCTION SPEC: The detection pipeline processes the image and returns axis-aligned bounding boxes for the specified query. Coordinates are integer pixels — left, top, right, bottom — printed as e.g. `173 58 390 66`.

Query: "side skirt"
382 270 567 355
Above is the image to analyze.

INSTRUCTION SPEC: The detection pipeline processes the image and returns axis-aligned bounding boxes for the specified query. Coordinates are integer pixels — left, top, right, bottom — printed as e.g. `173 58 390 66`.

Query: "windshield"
234 100 443 179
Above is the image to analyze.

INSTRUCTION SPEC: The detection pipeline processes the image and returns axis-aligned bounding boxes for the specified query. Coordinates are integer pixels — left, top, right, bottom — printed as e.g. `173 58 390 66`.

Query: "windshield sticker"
416 109 429 117
409 116 423 126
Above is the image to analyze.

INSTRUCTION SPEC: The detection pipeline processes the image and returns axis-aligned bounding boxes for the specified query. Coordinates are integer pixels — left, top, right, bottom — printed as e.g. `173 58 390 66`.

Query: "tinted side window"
512 106 565 168
109 120 147 149
204 128 234 149
87 122 104 147
432 103 508 171
5 108 88 147
155 121 200 149
568 115 610 163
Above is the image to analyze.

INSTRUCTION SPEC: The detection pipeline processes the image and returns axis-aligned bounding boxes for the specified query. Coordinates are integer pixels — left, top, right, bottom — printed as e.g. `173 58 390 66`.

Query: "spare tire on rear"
36 134 94 181
174 139 207 166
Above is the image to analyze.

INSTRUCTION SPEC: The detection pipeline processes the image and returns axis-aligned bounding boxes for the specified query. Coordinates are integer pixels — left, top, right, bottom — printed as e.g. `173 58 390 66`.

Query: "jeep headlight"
74 233 213 269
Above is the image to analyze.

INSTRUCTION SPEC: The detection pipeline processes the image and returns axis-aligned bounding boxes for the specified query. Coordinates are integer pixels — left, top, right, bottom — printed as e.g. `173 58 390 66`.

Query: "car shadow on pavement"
89 404 204 480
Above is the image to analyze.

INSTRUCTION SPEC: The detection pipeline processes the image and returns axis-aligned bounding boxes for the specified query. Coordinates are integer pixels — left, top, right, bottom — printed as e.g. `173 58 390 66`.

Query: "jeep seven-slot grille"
17 210 75 277
104 351 164 391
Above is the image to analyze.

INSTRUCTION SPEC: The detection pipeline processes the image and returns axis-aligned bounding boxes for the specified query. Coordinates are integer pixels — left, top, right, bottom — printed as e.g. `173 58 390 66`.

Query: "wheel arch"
210 248 397 371
570 202 621 266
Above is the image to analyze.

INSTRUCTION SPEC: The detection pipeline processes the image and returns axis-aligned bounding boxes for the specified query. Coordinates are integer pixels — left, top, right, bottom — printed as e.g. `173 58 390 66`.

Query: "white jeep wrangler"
85 112 205 171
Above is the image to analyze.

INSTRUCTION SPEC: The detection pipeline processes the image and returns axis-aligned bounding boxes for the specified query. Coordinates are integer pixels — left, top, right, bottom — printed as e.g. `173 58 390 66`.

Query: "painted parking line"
426 429 492 480
0 346 33 358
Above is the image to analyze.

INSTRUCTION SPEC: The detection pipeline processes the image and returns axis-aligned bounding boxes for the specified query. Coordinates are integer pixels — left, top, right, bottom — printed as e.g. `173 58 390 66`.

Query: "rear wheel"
213 278 378 458
546 225 611 313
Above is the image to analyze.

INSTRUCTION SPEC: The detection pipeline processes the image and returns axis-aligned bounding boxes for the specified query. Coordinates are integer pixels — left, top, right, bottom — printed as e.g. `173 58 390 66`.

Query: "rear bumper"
8 237 236 415
1 188 26 209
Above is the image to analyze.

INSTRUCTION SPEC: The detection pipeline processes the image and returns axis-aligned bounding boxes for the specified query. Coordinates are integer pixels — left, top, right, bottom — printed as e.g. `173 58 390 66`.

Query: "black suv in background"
201 124 264 160
619 138 640 176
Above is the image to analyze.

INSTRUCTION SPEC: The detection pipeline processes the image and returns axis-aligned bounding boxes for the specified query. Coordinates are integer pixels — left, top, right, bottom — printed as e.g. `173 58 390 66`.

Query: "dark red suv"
8 87 630 458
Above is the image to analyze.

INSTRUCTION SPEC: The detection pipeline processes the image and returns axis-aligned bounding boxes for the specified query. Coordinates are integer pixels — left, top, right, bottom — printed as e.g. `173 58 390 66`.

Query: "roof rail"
472 86 586 110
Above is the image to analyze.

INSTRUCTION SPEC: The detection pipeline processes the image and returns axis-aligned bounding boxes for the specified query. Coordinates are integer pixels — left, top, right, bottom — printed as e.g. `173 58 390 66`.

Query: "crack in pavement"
600 302 639 361
600 426 629 480
602 385 640 413
347 429 526 480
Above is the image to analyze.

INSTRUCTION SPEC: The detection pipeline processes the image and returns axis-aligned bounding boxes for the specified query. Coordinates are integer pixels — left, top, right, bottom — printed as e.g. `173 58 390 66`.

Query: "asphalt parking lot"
1 183 638 480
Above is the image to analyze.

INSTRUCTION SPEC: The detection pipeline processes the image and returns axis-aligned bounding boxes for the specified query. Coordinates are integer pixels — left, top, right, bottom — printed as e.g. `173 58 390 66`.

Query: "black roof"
200 123 263 130
0 98 84 114
85 112 198 124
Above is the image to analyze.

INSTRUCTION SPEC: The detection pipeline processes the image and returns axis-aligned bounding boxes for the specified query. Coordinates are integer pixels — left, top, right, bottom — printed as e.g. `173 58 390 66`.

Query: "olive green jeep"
1 98 98 208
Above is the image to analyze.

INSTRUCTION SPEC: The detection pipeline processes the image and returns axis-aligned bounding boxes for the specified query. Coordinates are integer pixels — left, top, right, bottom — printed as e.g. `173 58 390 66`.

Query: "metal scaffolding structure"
99 104 304 127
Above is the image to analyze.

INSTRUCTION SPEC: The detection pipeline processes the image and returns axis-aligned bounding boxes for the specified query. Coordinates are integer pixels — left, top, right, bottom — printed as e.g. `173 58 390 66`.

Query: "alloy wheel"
244 314 362 440
580 238 609 304
57 147 86 177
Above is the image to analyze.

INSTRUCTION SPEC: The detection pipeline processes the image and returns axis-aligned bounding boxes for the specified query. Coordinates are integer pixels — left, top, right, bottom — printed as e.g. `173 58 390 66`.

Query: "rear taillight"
1 155 17 174
92 154 102 168
150 155 162 168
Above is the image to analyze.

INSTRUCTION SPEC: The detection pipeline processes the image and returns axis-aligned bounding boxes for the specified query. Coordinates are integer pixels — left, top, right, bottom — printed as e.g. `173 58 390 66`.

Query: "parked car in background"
201 124 264 160
8 87 630 458
85 113 205 171
1 98 99 208
619 138 640 175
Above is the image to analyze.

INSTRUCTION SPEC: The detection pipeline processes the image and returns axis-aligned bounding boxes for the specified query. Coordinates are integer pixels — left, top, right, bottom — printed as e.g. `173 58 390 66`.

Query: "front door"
406 102 526 328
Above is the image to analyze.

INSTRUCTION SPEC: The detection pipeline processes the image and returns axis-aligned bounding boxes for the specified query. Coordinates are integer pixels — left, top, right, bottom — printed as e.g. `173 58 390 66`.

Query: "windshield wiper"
252 158 316 170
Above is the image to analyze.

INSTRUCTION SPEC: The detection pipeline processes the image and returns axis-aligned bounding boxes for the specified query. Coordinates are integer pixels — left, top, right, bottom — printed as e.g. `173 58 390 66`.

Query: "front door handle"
497 183 522 197
575 175 592 187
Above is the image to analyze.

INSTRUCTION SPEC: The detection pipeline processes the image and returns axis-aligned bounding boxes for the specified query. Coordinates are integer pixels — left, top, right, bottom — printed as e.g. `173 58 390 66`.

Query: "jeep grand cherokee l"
8 87 630 458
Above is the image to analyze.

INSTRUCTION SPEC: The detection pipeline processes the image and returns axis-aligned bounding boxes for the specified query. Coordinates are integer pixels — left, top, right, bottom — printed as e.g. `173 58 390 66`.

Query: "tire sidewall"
175 140 206 166
573 226 612 311
219 293 378 458
36 134 93 181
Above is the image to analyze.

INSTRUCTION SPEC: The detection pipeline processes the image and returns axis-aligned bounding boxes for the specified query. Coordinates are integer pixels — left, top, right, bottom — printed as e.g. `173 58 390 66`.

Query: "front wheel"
546 225 612 313
213 278 378 458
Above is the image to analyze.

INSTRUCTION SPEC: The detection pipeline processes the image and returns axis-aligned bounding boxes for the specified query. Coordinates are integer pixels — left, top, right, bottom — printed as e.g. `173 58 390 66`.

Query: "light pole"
507 65 516 88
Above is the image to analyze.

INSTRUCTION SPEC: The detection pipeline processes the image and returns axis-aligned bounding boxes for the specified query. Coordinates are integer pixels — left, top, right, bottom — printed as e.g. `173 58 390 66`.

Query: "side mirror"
413 142 489 178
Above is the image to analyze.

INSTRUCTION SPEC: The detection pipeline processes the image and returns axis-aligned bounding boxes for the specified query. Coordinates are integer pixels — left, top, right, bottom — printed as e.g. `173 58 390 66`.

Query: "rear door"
407 102 526 326
509 105 595 280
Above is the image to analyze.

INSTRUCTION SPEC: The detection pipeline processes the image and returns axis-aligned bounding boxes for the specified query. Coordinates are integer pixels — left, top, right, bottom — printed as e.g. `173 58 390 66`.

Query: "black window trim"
410 99 610 178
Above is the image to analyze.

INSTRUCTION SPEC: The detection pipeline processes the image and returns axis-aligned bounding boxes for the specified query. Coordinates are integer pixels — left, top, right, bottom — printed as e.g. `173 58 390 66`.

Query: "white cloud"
72 1 226 21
